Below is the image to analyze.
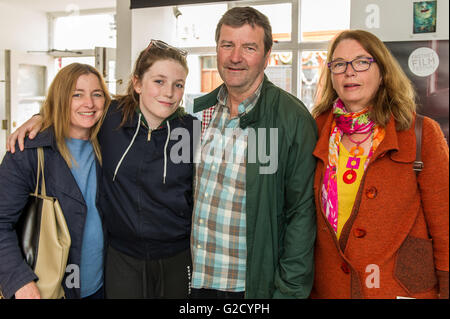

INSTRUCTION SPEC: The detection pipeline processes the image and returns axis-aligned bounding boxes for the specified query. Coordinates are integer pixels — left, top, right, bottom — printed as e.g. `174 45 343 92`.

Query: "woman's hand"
15 281 41 299
6 115 43 153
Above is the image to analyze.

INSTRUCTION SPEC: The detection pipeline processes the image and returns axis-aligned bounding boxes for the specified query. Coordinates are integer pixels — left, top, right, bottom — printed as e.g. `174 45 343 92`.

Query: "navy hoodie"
98 100 198 260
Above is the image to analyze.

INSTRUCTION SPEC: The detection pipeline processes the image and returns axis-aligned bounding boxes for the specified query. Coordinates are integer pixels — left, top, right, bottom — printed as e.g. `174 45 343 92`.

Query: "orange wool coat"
310 111 449 299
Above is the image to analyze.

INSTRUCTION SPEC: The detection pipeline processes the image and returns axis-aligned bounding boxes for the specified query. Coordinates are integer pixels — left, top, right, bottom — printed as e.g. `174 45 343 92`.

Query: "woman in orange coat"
310 30 448 299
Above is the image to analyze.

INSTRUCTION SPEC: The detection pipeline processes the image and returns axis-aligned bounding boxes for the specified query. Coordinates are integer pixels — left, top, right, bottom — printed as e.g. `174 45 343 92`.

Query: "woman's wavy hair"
41 63 111 167
312 30 417 130
115 42 189 127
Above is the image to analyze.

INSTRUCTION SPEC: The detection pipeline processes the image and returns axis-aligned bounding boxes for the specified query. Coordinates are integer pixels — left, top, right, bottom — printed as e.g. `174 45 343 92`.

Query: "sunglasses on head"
144 39 188 57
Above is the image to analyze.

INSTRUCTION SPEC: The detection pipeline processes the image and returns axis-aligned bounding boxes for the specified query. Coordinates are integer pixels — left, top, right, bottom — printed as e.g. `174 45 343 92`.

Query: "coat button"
341 262 350 274
354 228 367 238
365 187 377 199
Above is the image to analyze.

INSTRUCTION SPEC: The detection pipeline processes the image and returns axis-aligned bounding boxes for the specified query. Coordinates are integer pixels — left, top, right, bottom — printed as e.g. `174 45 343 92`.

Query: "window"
178 0 350 113
175 4 228 48
267 52 293 93
301 0 350 42
200 56 222 93
300 51 327 110
49 9 117 93
16 65 46 129
53 12 116 50
252 3 292 42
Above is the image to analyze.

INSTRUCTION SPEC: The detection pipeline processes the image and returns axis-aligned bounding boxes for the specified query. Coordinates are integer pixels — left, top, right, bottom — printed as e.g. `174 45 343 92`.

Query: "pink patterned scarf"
321 99 384 233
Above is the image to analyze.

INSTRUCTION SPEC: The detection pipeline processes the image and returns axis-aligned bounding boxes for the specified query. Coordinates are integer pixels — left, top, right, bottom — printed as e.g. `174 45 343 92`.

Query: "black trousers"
105 245 191 299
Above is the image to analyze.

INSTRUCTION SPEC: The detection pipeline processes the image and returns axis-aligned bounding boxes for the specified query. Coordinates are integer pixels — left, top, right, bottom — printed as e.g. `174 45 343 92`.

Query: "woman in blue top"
0 63 111 299
7 41 197 299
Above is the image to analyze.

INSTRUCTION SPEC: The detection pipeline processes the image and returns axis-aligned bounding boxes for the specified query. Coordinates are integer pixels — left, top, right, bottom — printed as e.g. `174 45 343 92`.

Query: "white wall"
0 2 48 159
350 0 449 41
0 3 48 51
131 7 177 62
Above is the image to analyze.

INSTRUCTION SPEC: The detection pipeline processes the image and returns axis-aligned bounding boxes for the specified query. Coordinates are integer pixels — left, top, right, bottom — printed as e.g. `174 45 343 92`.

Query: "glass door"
95 47 117 95
1 50 54 159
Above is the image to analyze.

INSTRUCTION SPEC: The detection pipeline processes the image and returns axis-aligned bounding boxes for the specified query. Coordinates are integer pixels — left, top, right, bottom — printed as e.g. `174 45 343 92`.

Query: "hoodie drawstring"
113 112 171 184
163 121 171 184
113 113 142 182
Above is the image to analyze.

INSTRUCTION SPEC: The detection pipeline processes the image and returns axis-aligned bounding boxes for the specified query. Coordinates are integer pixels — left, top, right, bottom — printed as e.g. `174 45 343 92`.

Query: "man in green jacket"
190 6 318 299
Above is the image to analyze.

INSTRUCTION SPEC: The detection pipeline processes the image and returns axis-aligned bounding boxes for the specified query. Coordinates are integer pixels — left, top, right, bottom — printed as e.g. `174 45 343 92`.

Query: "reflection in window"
16 64 46 129
301 0 350 42
17 65 46 98
202 56 217 70
251 3 292 42
175 4 227 47
184 54 208 116
200 56 222 93
107 60 116 95
300 51 327 110
266 52 292 93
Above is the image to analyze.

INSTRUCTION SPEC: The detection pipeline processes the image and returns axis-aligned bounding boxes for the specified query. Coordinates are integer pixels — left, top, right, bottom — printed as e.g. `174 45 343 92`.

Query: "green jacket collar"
193 75 276 129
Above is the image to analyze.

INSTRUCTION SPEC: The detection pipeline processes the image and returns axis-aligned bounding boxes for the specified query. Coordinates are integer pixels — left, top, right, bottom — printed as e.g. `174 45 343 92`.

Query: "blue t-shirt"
66 138 104 298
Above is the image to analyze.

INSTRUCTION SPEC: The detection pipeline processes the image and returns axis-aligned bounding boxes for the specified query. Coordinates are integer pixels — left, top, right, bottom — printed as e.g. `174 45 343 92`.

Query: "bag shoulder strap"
413 114 424 175
34 147 46 196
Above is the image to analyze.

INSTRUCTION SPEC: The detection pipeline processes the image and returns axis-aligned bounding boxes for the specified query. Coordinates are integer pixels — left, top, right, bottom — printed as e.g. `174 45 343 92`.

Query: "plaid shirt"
191 83 262 292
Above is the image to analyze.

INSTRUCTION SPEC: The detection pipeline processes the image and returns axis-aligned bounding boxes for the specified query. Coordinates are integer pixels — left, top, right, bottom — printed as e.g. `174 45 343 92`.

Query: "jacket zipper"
141 120 153 141
147 127 152 141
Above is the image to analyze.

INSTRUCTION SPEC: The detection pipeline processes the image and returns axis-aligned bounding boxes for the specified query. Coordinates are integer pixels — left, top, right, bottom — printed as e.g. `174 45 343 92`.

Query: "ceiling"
0 0 116 13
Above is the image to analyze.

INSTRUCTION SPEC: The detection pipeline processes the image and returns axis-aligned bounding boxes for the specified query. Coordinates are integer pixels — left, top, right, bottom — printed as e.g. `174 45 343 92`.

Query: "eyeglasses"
145 39 188 57
327 57 376 74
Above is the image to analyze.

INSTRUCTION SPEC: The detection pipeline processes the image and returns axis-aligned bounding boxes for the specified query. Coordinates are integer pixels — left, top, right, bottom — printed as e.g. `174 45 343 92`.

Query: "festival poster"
385 40 449 144
413 1 437 34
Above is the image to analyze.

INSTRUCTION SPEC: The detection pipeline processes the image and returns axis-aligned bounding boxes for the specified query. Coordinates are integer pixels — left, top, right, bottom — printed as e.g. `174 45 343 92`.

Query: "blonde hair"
41 63 111 167
116 43 189 127
312 30 416 130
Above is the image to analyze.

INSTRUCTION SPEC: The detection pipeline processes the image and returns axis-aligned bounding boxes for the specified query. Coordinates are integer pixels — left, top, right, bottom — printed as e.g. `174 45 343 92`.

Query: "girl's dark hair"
115 44 189 127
